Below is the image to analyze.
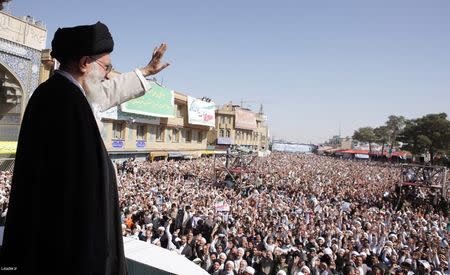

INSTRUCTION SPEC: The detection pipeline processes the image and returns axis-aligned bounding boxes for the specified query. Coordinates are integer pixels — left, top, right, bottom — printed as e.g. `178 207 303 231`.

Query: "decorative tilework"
0 37 42 98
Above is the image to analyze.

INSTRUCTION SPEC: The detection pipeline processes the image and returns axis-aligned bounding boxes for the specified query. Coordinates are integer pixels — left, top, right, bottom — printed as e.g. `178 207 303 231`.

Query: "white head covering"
404 258 413 265
388 233 398 240
245 266 255 274
225 260 235 268
301 266 310 273
418 260 430 270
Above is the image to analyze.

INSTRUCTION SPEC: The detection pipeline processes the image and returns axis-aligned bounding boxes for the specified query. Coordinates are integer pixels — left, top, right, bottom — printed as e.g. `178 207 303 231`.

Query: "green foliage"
353 127 376 151
374 126 389 153
374 126 389 143
400 113 450 162
385 115 406 149
353 127 376 143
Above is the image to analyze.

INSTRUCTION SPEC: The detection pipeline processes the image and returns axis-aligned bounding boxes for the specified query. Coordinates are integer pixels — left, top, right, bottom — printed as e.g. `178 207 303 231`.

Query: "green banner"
121 81 174 118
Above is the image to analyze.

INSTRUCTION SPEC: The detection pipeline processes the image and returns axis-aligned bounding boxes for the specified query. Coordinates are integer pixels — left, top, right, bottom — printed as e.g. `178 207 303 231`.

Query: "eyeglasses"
89 56 113 73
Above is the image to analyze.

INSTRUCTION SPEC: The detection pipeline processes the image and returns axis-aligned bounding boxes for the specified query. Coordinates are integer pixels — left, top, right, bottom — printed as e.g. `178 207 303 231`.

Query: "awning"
168 152 184 158
150 152 168 158
214 150 227 155
217 137 233 145
201 150 215 155
0 141 17 155
355 154 369 159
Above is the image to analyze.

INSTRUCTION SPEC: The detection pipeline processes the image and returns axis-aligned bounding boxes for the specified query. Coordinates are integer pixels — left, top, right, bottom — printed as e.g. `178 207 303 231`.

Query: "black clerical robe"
0 73 127 275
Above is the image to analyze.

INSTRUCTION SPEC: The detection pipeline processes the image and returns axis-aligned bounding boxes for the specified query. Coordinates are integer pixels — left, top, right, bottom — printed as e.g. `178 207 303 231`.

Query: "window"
197 131 203 143
219 128 224 137
112 122 125 139
149 126 155 142
136 124 147 140
221 116 225 124
156 126 164 142
172 128 180 143
226 129 231 138
176 104 183 118
186 129 192 142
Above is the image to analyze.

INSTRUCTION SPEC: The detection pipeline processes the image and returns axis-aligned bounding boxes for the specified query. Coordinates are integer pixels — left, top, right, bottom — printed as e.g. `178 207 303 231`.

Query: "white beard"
84 64 108 132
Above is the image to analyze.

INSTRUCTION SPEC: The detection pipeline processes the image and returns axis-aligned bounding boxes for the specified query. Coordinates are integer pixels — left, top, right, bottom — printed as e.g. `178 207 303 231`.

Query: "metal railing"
0 158 15 172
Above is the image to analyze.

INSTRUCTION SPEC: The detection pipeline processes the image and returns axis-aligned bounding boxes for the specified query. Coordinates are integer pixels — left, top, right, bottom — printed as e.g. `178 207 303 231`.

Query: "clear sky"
5 0 450 143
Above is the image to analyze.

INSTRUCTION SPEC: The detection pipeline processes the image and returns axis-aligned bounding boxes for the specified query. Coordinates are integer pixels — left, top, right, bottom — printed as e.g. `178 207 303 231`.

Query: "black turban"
51 21 114 62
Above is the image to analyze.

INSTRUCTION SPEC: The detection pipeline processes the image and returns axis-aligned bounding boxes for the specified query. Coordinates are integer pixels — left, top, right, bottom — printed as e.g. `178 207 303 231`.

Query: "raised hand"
140 43 170 76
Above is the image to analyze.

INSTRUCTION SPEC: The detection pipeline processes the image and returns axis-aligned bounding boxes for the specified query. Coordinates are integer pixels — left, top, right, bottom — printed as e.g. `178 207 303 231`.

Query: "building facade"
209 103 269 151
325 135 353 150
0 11 47 154
0 10 269 161
101 91 211 161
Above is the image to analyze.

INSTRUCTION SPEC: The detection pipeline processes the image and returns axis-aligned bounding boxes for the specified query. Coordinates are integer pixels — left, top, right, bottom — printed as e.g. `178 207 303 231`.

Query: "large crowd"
1 153 450 275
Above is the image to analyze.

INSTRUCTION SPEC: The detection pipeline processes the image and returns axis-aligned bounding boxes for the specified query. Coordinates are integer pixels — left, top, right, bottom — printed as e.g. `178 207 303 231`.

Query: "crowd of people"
0 170 11 226
2 153 450 274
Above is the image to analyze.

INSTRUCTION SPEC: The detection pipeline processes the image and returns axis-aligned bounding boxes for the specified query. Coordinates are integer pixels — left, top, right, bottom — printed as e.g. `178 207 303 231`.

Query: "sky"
5 0 450 143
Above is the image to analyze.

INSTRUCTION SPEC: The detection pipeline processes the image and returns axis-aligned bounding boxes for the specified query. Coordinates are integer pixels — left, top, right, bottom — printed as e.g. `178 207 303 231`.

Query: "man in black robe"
0 22 169 274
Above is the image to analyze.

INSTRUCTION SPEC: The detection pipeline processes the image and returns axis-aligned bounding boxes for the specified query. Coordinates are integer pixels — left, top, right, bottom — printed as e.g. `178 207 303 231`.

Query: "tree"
385 115 406 152
400 113 450 163
374 126 389 155
353 127 376 152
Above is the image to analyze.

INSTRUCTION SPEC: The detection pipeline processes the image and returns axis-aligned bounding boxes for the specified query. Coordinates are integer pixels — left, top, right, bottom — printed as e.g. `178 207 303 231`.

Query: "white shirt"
177 244 186 255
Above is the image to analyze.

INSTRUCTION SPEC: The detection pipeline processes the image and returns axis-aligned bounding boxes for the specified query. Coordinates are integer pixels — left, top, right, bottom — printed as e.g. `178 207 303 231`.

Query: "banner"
215 201 230 212
121 81 174 118
235 108 257 130
217 137 233 145
187 96 216 127
272 143 314 153
99 106 160 125
0 141 17 154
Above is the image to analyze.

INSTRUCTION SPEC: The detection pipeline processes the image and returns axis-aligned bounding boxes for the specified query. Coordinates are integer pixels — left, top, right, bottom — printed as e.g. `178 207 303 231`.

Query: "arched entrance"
0 62 24 141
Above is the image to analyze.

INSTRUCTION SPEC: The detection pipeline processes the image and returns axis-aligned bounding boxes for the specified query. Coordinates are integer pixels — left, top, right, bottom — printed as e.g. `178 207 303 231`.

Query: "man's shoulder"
23 74 93 128
183 244 193 253
31 74 86 104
